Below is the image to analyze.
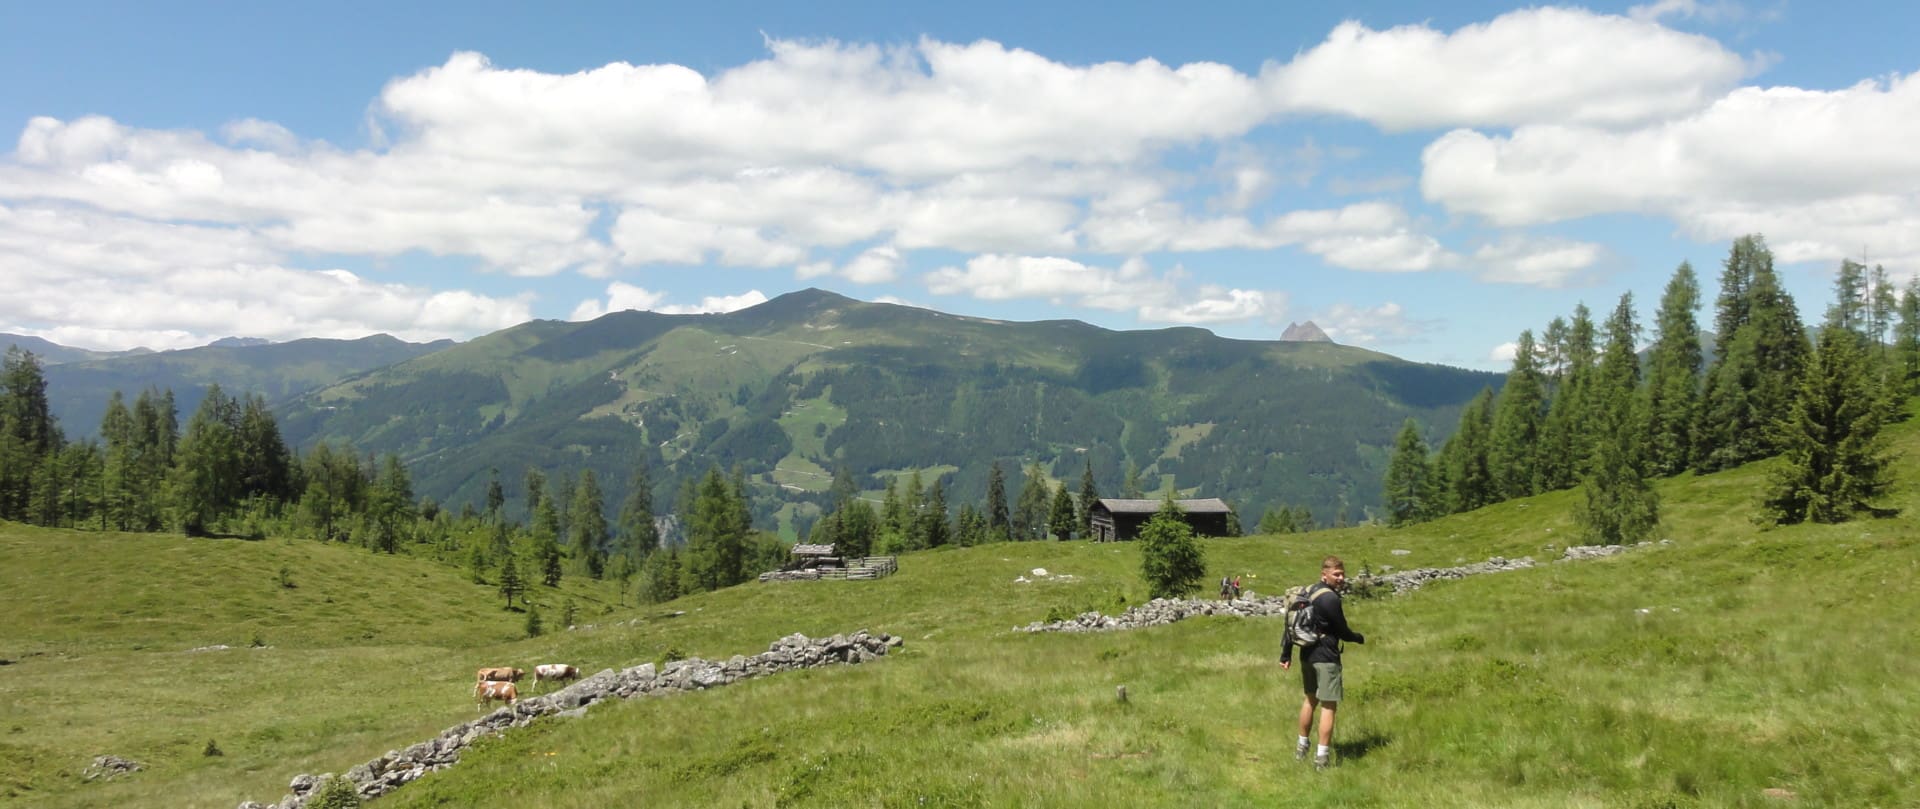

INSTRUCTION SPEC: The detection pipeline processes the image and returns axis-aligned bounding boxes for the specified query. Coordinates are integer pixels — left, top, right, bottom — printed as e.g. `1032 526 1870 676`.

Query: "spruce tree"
1646 262 1704 476
1440 388 1497 513
100 392 139 530
484 469 505 523
1048 482 1076 540
497 555 525 609
921 480 950 548
1487 331 1546 499
1574 416 1661 545
1896 278 1920 390
0 347 60 521
985 461 1010 540
1077 459 1100 537
1138 496 1206 599
903 469 926 549
170 384 241 536
1696 234 1810 471
1827 259 1869 334
571 470 608 578
1121 461 1146 499
1539 304 1598 489
1383 418 1435 526
523 467 546 524
617 460 659 560
1013 462 1050 540
953 502 984 547
684 469 747 590
1763 323 1895 524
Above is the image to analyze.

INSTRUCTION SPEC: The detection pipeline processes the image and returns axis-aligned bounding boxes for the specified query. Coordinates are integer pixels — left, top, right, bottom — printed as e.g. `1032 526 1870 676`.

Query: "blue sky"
3 1 1916 369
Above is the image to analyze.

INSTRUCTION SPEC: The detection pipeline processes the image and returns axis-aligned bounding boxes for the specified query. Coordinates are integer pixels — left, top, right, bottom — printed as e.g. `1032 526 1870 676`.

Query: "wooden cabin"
1088 498 1235 542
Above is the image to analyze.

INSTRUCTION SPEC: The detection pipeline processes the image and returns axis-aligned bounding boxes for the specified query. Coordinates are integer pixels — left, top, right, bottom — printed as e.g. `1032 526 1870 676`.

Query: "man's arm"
1319 592 1365 644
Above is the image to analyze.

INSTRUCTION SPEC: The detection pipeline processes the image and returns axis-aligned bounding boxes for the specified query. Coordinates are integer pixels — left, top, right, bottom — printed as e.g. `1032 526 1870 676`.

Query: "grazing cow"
533 664 580 689
475 679 518 708
476 666 525 684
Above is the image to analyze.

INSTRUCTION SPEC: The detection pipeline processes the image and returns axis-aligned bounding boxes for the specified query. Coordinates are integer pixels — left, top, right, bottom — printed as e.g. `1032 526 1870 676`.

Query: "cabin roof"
1095 498 1233 515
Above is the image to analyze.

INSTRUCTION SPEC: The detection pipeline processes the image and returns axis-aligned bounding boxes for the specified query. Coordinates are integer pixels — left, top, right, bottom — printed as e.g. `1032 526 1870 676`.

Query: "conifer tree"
880 476 905 539
1440 388 1497 513
0 347 61 522
171 384 241 536
617 460 658 560
921 480 950 548
523 467 546 524
1383 419 1435 526
1896 278 1920 390
1538 304 1598 489
1258 506 1294 535
1487 330 1546 499
1048 482 1076 539
1695 236 1809 471
953 502 984 547
1827 259 1869 334
1121 461 1145 499
903 469 926 548
1574 416 1661 545
684 469 747 590
1646 262 1704 475
571 470 609 579
1077 459 1099 537
100 392 139 530
497 555 525 609
235 393 294 503
484 469 505 523
1013 462 1050 540
1138 496 1206 599
1763 323 1896 524
985 461 1010 540
1870 264 1896 364
638 546 682 604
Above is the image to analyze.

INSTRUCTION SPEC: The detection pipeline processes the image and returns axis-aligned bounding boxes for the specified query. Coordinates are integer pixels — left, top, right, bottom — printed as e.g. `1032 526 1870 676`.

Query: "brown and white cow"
533 664 580 689
475 679 518 708
476 666 525 684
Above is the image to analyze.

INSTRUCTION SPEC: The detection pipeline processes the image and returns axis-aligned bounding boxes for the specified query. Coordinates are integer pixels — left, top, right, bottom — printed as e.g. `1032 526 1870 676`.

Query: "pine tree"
1646 262 1704 476
1574 416 1661 545
1896 278 1920 390
903 469 927 549
985 461 1010 540
880 476 905 539
1383 419 1435 526
921 480 950 548
1538 304 1598 489
571 470 608 578
484 469 505 523
1695 236 1810 471
1258 506 1294 535
638 546 683 604
170 384 241 536
523 467 546 525
1763 323 1896 524
1827 259 1869 334
1076 459 1100 537
235 394 294 503
1486 331 1546 499
1048 482 1076 540
1440 388 1496 513
497 555 525 609
684 469 746 591
100 392 139 530
1138 496 1206 600
1012 462 1049 541
1870 264 1897 365
0 347 61 521
617 460 658 560
953 503 984 547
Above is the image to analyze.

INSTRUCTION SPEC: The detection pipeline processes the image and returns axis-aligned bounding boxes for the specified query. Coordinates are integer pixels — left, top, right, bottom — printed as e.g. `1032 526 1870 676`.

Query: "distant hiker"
1280 555 1366 771
1220 576 1233 599
1232 575 1243 598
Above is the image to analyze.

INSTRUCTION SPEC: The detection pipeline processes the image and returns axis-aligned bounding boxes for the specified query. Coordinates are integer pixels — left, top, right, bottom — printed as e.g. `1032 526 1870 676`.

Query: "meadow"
4 420 1920 807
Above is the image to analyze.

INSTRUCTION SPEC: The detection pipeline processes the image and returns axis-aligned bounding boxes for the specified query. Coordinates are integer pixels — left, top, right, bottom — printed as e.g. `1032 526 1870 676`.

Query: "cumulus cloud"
1489 341 1520 363
1312 302 1434 345
656 290 770 315
1422 71 1920 266
1470 237 1607 287
569 281 669 321
924 254 1277 324
1627 0 1761 24
1264 7 1755 130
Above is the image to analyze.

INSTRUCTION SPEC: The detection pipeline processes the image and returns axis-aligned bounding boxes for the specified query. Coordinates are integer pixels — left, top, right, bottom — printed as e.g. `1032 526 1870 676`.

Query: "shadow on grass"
1334 730 1390 762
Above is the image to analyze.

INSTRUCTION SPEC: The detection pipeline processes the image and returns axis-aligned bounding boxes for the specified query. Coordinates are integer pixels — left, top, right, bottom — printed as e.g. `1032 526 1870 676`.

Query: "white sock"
1316 744 1331 758
1296 735 1310 749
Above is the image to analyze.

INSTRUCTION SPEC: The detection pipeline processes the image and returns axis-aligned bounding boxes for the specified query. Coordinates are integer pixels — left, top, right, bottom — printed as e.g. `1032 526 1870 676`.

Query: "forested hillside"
277 290 1498 536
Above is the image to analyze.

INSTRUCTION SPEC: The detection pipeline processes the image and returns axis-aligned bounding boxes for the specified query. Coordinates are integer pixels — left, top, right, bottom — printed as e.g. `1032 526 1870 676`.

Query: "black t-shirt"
1282 583 1365 666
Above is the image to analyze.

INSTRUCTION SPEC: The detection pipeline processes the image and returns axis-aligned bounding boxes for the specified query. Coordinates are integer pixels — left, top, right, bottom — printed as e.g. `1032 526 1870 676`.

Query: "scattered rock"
84 755 143 781
1032 568 1049 577
1390 549 1411 556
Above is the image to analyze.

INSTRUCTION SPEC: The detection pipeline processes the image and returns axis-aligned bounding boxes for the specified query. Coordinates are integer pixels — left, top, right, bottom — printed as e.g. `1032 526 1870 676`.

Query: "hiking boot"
1294 744 1309 762
1313 752 1331 771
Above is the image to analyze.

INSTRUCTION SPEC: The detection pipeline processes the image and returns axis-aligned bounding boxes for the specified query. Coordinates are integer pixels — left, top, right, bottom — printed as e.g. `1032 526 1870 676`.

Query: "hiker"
1220 576 1233 599
1280 555 1366 770
1232 575 1243 598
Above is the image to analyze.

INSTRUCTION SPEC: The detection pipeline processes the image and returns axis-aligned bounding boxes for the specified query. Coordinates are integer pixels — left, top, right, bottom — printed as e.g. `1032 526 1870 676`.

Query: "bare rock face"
1280 321 1333 342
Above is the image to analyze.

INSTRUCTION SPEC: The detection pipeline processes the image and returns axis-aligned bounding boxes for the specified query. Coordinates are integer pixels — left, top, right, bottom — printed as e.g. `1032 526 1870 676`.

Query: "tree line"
1383 234 1903 538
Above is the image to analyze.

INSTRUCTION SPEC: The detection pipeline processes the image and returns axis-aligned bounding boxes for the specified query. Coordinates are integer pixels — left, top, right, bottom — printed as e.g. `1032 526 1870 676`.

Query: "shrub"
1138 500 1207 600
524 606 544 638
276 565 295 589
202 738 222 757
309 775 362 809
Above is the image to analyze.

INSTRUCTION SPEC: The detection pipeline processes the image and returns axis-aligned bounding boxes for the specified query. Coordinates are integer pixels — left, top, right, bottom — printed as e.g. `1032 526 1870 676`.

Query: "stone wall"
238 630 901 809
1017 541 1667 634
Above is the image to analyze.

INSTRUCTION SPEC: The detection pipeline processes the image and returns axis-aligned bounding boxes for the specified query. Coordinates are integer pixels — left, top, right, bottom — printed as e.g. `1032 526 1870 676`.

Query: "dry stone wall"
237 630 901 809
1017 541 1667 634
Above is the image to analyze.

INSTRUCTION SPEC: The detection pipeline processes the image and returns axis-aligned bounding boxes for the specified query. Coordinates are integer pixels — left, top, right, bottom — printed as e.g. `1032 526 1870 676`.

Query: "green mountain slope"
6 405 1919 807
41 334 455 440
280 290 1499 528
1 333 151 365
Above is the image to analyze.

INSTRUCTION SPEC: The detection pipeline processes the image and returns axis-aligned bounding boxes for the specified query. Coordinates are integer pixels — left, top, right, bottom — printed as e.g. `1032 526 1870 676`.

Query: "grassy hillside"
5 415 1920 806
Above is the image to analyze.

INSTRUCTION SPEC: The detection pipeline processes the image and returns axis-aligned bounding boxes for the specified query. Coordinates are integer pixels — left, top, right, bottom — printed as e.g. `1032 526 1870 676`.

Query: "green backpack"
1284 583 1335 648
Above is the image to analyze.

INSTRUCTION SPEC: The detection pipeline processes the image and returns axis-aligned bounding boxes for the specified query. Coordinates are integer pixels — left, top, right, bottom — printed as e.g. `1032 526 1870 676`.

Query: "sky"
2 0 1916 370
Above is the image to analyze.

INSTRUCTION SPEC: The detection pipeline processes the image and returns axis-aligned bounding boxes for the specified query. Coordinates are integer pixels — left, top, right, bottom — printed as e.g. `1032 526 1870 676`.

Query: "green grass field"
6 418 1920 807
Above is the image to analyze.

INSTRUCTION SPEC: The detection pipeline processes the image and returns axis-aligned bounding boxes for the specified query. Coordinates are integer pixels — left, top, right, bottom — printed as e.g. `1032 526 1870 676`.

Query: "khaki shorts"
1302 662 1343 703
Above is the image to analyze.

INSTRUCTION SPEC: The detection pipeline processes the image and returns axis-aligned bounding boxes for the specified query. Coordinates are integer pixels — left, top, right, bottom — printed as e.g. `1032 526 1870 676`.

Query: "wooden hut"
1088 498 1235 542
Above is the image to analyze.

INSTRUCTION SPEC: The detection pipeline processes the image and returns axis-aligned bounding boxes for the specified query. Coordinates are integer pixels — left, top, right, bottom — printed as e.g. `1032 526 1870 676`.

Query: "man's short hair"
1321 555 1344 571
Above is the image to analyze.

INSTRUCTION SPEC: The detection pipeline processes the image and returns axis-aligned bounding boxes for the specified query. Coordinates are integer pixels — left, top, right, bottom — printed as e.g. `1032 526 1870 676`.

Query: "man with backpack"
1280 555 1366 770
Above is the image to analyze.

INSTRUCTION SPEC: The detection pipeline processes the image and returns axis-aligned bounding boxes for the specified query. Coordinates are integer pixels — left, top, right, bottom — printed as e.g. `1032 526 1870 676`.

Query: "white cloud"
1264 7 1755 130
1313 302 1432 345
1627 0 1758 24
924 254 1276 324
1422 71 1920 266
569 281 668 320
1489 341 1520 363
1471 237 1607 287
656 290 769 315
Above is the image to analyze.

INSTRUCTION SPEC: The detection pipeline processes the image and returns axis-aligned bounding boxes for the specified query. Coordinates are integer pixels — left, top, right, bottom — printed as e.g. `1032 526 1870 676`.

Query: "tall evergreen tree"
879 476 905 540
1487 330 1546 499
497 554 525 609
523 467 547 524
617 460 658 560
170 384 241 536
100 392 139 530
1076 459 1100 537
1763 323 1896 524
985 461 1010 540
1870 264 1897 363
1048 482 1076 540
1382 419 1435 526
953 502 985 547
1827 259 1869 334
484 469 505 523
0 347 61 521
1574 415 1662 546
235 393 294 503
684 469 747 590
1646 262 1704 476
903 469 926 548
1897 278 1920 390
638 546 682 604
921 480 950 548
1121 461 1146 499
571 470 609 579
1695 236 1810 471
1539 304 1599 489
1439 387 1497 513
1012 462 1050 541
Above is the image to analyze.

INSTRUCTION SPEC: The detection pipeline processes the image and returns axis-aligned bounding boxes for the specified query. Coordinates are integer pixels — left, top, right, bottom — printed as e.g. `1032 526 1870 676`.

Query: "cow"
476 666 525 684
533 664 580 689
475 679 518 708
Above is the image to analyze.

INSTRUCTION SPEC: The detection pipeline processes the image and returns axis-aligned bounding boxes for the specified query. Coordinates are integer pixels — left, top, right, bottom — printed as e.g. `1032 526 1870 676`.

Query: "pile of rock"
758 570 824 581
1019 543 1671 634
238 630 901 809
83 755 142 782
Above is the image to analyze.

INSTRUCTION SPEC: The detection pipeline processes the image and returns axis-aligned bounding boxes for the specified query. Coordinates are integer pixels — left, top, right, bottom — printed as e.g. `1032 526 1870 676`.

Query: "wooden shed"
1088 498 1235 542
